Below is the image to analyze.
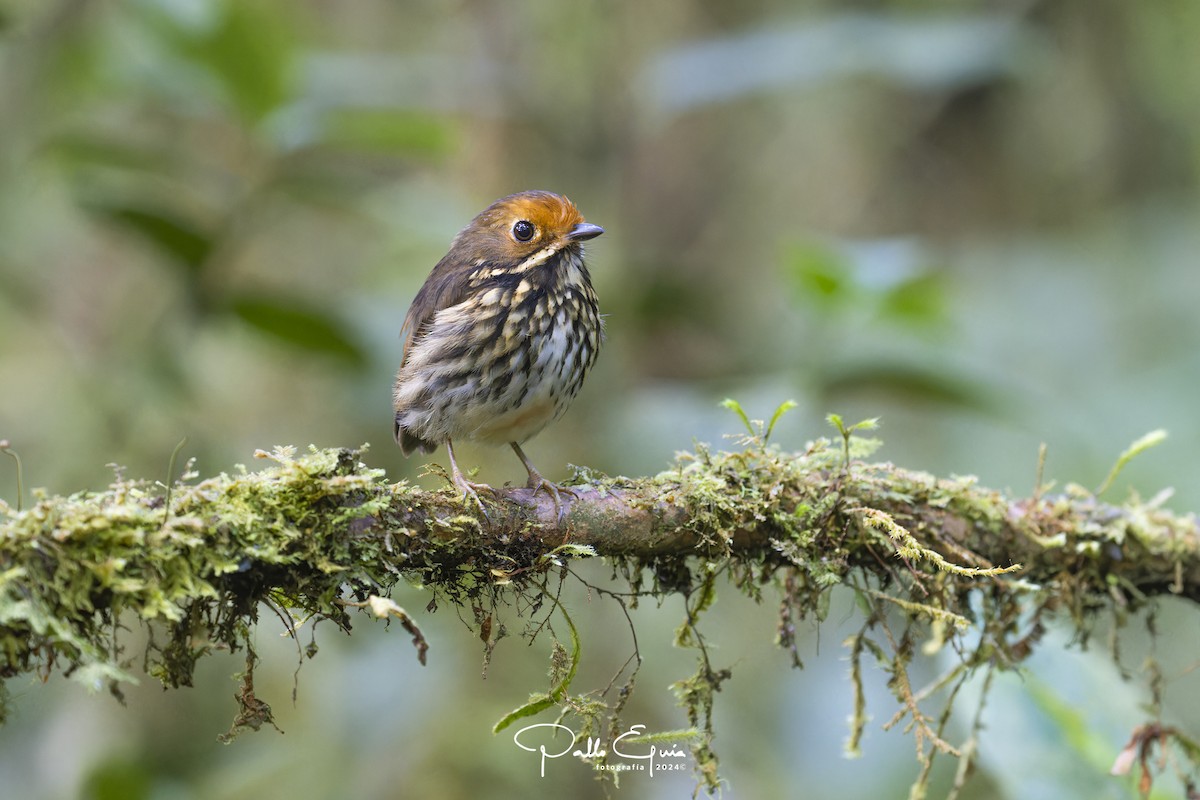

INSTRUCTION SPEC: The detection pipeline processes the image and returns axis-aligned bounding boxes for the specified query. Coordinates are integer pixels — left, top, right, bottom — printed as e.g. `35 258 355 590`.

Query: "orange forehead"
480 190 585 235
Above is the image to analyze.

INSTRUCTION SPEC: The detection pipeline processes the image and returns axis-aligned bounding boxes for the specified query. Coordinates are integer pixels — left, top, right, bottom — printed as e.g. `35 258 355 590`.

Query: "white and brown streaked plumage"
393 190 604 510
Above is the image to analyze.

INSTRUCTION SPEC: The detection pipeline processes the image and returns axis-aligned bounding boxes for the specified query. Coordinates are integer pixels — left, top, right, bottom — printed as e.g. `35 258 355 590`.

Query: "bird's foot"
509 442 578 521
443 438 496 519
451 473 498 518
525 471 579 521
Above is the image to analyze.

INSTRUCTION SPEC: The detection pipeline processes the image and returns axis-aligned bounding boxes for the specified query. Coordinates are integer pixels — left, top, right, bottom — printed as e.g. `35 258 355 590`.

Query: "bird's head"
451 190 604 268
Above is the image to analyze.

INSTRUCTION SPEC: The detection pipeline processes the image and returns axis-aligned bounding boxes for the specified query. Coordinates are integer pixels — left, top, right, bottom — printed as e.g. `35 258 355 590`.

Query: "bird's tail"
394 416 437 456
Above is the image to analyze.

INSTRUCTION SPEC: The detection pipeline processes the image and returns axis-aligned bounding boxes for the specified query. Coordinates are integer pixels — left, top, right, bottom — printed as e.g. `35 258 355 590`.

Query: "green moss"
0 445 394 702
0 424 1197 796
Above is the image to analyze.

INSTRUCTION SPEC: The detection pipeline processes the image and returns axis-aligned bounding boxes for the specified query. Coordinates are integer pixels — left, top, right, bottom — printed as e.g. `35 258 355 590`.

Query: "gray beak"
567 222 605 241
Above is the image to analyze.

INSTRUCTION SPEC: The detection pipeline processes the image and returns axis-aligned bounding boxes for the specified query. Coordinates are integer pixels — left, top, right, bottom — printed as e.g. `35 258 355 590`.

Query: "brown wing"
400 255 477 364
394 254 477 452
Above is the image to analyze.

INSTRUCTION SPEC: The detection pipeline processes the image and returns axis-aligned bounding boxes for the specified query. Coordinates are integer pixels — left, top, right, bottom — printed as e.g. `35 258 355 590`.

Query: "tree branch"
0 434 1196 790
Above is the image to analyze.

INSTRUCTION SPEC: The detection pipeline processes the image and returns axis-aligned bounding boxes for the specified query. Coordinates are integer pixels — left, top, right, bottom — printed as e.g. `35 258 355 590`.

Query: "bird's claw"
453 475 497 519
526 473 579 521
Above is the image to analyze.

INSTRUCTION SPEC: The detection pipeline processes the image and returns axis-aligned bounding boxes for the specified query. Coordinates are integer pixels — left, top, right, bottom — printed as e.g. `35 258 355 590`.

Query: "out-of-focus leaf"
630 273 710 323
229 294 367 368
38 16 105 114
786 243 851 305
41 133 172 174
147 0 295 122
878 272 947 327
321 108 456 157
268 159 395 208
81 757 153 800
203 0 293 121
86 202 213 273
819 361 1000 414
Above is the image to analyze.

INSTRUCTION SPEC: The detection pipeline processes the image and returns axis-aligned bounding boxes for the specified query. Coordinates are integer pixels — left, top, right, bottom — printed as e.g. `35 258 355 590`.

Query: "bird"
392 190 604 513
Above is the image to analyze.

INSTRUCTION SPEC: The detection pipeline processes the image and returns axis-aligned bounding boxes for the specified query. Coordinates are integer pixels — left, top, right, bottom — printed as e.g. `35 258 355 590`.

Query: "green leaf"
618 727 703 744
720 398 754 435
765 399 798 441
493 600 581 733
1095 429 1168 497
86 203 213 272
205 4 294 121
1 443 24 513
878 272 946 327
148 0 295 122
491 692 556 734
321 109 456 158
820 362 998 413
786 242 851 306
827 414 881 466
81 757 154 800
229 294 367 367
43 133 172 174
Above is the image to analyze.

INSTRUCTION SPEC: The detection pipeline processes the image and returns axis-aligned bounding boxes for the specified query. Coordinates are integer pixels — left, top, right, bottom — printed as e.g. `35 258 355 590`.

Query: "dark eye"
512 220 535 242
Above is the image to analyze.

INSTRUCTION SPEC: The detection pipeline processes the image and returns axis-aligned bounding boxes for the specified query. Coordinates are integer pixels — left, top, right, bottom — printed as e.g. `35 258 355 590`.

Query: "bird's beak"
567 222 604 241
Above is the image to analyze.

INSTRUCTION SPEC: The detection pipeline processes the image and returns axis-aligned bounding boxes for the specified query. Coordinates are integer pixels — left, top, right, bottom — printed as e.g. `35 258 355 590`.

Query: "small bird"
392 190 604 512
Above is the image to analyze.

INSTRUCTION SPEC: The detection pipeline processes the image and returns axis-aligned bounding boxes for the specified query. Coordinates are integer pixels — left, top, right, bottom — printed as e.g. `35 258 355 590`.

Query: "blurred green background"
3 0 1200 797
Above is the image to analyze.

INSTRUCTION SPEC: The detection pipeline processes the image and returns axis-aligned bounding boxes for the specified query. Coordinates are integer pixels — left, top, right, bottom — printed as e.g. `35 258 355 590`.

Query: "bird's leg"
510 441 578 517
445 438 495 515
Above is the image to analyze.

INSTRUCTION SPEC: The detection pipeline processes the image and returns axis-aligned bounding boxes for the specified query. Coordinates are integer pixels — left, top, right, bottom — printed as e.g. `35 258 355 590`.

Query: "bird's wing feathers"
393 253 487 453
399 256 477 366
394 256 480 453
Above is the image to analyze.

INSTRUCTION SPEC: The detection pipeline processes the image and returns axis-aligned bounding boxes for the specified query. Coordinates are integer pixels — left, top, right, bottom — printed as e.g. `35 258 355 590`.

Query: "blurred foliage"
3 0 1200 798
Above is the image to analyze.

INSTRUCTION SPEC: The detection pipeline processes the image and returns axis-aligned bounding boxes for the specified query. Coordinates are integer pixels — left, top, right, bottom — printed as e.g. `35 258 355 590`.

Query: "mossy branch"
0 432 1197 794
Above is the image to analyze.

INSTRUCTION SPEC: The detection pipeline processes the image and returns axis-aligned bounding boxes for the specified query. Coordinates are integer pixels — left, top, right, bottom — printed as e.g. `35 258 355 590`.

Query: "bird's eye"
512 220 536 242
